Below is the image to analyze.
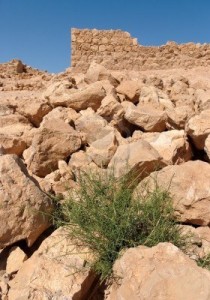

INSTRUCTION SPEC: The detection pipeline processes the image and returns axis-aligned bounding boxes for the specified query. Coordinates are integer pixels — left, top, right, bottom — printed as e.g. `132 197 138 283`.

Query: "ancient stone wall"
71 28 210 72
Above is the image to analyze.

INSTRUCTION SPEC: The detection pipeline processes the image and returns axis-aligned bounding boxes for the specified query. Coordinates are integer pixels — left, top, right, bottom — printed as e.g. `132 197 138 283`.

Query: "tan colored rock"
97 94 124 122
23 119 81 177
105 243 210 300
108 139 163 179
0 114 33 156
75 108 113 144
8 228 96 300
137 161 210 226
166 105 195 129
86 131 118 167
41 106 80 126
49 81 106 111
15 98 52 127
0 154 52 248
6 247 27 275
204 134 210 159
187 109 210 149
139 86 174 110
124 103 167 132
142 130 192 164
85 62 119 87
69 150 93 170
116 80 140 103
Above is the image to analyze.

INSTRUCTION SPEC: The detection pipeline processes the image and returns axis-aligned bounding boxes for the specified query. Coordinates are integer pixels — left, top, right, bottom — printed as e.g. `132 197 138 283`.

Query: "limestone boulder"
85 62 119 87
0 113 33 156
23 119 82 177
108 139 163 179
6 247 27 275
75 108 113 144
187 109 210 149
15 98 52 127
97 94 124 122
41 106 80 126
141 130 192 164
0 155 52 248
139 86 174 110
166 105 195 129
48 81 106 111
116 80 141 103
105 243 210 300
124 103 167 132
137 161 210 226
204 135 210 160
8 228 96 300
86 131 118 167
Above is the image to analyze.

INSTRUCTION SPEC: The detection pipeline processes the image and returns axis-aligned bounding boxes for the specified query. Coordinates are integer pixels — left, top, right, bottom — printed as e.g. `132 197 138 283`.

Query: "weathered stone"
141 130 192 164
16 98 52 127
137 161 210 226
6 247 27 275
187 109 210 149
116 80 140 103
139 86 174 110
105 243 210 300
97 94 124 122
23 119 81 177
108 139 163 179
124 103 167 132
75 108 113 144
0 154 52 248
48 81 106 111
166 105 195 129
85 62 119 86
8 228 96 300
0 114 33 156
86 131 118 167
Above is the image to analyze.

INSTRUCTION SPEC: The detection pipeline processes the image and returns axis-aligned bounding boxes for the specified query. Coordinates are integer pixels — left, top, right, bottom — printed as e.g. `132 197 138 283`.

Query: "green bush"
53 170 187 282
197 253 210 270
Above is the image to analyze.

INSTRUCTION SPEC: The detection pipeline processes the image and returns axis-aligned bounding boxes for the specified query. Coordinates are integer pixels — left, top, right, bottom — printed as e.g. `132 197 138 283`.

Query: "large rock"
105 243 210 300
124 103 167 132
48 81 106 111
116 80 141 103
0 155 52 248
108 140 163 179
141 130 192 164
85 62 119 87
15 98 52 127
137 161 210 226
166 105 195 129
86 131 118 167
23 119 82 177
0 114 33 156
187 109 210 149
97 94 124 122
8 228 96 300
75 108 113 144
139 86 174 110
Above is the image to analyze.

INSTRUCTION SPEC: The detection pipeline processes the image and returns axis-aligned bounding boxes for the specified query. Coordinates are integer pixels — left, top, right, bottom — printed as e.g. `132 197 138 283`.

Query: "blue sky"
0 0 210 73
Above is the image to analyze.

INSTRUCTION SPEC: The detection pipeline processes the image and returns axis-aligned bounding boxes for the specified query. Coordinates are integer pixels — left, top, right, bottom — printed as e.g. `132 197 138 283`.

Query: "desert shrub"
52 170 187 281
197 253 210 270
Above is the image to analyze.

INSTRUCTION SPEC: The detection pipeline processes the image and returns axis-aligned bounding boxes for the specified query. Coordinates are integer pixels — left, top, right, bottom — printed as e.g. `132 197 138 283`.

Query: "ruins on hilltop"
71 28 210 72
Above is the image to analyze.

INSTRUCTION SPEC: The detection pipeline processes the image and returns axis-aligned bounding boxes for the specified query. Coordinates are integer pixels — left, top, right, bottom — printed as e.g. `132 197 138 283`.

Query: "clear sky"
0 0 210 73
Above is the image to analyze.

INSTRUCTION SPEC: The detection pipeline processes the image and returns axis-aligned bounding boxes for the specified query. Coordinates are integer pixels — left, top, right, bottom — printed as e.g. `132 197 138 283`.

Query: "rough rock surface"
8 228 96 300
137 161 210 226
23 119 82 177
108 139 163 178
105 243 210 300
0 154 52 248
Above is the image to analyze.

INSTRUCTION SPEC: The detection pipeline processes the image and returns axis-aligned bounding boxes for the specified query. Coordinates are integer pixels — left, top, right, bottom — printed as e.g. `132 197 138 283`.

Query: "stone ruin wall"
71 28 210 72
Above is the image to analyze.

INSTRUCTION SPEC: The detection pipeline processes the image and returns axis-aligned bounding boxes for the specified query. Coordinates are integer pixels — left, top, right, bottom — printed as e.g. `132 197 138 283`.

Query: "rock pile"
1 59 210 299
